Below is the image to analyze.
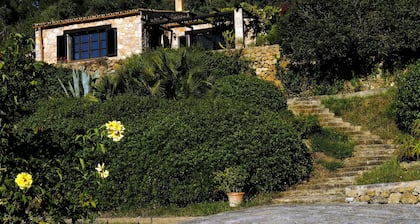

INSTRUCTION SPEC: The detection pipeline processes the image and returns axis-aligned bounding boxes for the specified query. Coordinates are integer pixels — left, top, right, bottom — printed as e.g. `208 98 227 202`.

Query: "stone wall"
345 180 420 205
240 44 282 87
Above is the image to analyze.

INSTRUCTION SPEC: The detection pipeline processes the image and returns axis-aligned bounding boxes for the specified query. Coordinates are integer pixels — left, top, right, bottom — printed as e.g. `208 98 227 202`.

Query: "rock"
380 189 391 198
360 195 371 203
400 192 418 204
413 186 420 196
371 196 388 204
388 193 402 204
345 197 354 203
367 190 376 197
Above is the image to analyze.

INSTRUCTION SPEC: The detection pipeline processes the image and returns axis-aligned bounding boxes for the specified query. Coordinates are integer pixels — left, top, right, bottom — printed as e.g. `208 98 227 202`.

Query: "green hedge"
395 61 420 133
18 94 311 210
211 75 287 112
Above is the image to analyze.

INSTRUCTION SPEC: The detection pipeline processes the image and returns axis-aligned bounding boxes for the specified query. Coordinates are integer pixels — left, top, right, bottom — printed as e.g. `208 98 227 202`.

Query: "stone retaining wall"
345 180 420 204
240 44 282 87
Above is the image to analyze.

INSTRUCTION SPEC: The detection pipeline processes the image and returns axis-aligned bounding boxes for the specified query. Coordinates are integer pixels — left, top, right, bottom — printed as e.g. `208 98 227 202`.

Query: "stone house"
33 0 252 64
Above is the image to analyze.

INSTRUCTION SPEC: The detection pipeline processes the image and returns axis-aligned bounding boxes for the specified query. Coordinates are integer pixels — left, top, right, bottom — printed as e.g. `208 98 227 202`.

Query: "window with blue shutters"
57 25 117 61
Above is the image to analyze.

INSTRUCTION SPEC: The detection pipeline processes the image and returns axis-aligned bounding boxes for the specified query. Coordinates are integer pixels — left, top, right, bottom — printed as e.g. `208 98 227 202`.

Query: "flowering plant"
0 120 125 223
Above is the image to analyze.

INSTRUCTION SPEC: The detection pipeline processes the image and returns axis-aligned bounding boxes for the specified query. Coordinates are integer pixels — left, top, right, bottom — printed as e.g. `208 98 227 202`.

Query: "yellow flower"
15 172 33 190
105 120 125 142
107 130 124 142
95 163 109 179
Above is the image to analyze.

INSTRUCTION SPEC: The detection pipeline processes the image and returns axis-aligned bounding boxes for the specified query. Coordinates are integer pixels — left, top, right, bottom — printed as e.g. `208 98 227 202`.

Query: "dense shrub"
101 47 252 99
18 94 312 210
210 75 287 112
395 61 420 133
274 0 420 95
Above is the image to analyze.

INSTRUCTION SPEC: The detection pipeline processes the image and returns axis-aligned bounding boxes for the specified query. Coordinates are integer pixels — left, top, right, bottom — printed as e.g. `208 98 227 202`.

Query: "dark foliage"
395 61 420 133
274 0 420 95
210 75 287 112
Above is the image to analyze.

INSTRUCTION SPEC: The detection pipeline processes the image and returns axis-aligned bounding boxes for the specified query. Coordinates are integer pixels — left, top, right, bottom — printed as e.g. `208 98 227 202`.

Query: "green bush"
275 0 420 93
395 61 420 133
210 75 287 112
17 94 312 211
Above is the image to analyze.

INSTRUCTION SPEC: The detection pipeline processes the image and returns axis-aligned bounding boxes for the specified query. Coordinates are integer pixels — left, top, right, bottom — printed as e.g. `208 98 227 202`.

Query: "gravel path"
182 203 420 224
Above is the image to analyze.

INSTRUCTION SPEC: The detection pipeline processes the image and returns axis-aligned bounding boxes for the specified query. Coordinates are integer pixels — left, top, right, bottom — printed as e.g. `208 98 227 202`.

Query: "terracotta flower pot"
227 192 245 207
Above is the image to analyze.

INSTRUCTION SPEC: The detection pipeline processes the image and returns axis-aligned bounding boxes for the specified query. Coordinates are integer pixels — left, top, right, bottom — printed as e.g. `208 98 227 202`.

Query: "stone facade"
345 180 420 205
240 44 282 87
34 13 143 64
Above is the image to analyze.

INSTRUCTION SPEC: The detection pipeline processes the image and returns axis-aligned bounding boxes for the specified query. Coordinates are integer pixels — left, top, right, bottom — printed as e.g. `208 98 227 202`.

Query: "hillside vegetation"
1 40 313 222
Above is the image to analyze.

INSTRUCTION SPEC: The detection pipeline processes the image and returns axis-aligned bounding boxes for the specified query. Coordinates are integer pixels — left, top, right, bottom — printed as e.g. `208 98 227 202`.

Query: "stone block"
380 189 391 198
367 190 376 197
413 186 420 196
400 192 418 204
371 196 388 204
360 195 371 203
388 193 402 204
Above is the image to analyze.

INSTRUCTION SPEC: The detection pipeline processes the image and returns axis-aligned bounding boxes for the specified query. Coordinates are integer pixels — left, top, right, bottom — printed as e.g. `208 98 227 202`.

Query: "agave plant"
58 66 98 100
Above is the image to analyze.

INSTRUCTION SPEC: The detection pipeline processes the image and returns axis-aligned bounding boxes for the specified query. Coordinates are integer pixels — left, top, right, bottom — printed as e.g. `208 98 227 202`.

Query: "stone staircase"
272 97 396 204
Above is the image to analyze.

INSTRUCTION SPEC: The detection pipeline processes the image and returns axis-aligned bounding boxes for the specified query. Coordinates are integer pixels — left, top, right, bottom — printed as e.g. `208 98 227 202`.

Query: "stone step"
283 96 395 206
353 144 396 150
287 99 321 106
343 158 390 167
304 177 356 186
336 165 380 173
319 121 352 128
287 104 323 110
347 153 393 161
351 138 385 145
272 195 347 204
281 187 346 197
316 113 336 121
352 152 395 158
328 170 365 177
295 181 354 191
292 109 330 115
331 126 366 133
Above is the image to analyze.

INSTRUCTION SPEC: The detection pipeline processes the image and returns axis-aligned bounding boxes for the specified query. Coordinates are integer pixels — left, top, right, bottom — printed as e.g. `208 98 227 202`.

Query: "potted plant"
213 166 249 207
